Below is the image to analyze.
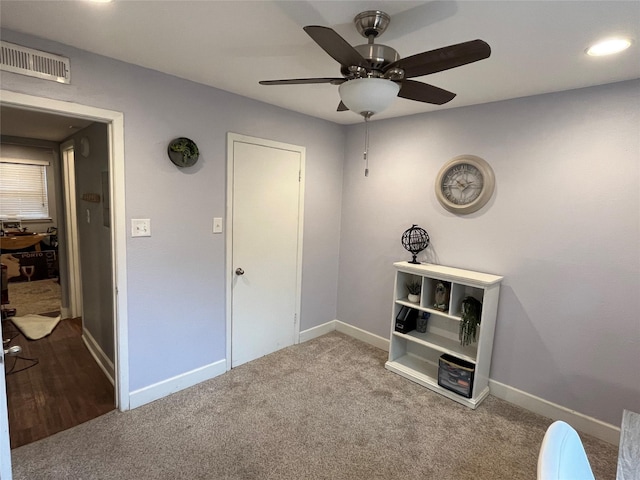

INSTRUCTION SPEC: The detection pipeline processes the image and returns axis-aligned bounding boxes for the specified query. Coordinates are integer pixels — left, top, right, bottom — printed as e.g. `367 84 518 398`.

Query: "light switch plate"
131 218 151 237
213 217 223 234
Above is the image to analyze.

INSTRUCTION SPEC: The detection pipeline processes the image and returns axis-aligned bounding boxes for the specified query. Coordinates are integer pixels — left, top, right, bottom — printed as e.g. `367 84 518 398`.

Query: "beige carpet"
7 279 61 316
10 332 619 479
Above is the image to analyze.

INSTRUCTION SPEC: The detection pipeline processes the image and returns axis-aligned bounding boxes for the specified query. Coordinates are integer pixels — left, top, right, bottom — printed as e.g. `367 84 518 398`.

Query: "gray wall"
337 79 640 427
0 29 344 392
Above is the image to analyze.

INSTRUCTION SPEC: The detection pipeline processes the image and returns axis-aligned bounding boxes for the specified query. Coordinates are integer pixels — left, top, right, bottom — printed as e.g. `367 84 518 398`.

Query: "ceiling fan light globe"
338 78 399 115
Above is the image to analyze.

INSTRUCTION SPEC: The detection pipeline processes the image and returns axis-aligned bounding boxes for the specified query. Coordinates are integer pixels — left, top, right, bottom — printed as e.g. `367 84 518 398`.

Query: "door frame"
0 90 130 411
60 140 83 319
225 132 305 371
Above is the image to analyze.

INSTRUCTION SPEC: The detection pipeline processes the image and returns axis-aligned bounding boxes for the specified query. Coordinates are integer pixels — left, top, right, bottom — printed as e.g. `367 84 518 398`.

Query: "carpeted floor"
11 332 619 479
7 279 61 317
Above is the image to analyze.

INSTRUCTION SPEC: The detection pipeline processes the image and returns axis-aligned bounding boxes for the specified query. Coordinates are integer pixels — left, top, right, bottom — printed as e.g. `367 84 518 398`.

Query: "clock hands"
444 180 480 191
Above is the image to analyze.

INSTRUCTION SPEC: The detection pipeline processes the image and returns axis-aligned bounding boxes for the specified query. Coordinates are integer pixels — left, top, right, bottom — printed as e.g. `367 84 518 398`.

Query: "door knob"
235 268 245 276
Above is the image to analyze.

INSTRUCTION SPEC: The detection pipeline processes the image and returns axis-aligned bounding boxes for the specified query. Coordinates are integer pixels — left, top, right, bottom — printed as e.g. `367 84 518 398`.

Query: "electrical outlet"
131 218 151 237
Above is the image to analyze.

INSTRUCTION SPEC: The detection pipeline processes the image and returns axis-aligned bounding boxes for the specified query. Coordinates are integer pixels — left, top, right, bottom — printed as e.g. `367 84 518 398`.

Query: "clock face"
441 163 484 206
435 155 495 214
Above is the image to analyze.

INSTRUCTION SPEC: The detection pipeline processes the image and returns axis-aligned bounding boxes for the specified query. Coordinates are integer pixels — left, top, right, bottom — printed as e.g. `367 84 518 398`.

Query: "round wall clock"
168 137 199 168
435 155 495 214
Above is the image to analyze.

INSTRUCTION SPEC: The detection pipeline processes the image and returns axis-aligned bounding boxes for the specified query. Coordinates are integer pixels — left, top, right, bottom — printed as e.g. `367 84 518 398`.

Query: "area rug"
10 314 61 340
6 279 61 316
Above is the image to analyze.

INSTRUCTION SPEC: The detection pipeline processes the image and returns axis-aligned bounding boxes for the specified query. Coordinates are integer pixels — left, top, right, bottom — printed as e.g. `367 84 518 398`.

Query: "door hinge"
299 170 301 182
294 313 297 325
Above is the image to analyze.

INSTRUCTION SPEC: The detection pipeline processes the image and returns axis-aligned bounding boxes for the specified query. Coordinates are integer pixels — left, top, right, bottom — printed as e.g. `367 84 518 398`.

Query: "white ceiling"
0 1 639 126
0 106 94 142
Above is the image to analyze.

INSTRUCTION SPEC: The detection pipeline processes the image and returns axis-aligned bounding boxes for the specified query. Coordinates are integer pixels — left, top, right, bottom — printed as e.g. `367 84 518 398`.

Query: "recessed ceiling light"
586 38 632 56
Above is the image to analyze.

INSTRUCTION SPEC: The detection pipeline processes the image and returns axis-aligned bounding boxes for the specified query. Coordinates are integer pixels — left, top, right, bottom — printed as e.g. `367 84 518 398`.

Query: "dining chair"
537 420 595 480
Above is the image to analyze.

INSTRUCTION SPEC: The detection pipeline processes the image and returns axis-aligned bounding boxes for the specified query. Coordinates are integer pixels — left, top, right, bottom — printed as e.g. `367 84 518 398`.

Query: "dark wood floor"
3 317 115 449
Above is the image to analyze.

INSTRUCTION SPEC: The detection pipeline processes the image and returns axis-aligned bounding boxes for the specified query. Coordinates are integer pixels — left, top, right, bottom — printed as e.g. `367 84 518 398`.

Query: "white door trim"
60 140 83 319
225 132 305 371
0 90 130 412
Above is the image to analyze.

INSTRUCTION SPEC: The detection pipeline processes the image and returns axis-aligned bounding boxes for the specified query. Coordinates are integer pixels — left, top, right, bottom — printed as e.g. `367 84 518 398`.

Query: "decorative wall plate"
168 137 199 167
435 155 495 214
80 136 90 158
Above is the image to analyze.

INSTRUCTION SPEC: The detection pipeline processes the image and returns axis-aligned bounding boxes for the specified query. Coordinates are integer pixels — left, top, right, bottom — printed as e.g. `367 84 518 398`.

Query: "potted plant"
459 296 482 346
406 281 421 303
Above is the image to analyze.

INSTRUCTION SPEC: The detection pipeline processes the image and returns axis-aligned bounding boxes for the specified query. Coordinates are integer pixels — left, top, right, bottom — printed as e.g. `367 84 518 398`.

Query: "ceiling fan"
260 10 491 118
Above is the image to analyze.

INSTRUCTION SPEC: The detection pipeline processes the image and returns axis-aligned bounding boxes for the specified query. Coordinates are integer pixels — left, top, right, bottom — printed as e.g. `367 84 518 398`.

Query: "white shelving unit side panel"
471 283 501 398
389 273 403 339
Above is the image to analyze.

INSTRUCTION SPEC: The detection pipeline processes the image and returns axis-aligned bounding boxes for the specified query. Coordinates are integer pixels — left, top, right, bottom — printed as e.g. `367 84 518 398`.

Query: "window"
0 158 50 220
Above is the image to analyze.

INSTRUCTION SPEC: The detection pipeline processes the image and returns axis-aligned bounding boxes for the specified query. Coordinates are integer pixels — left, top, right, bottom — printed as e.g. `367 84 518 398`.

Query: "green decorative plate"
168 137 199 167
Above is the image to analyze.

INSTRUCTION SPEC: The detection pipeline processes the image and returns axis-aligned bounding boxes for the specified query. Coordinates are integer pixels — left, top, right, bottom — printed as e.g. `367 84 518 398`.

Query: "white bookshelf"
385 261 503 409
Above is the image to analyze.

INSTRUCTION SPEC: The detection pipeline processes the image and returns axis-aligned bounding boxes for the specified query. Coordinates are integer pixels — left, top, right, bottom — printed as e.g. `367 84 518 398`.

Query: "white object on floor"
617 410 640 480
10 314 61 340
537 420 595 480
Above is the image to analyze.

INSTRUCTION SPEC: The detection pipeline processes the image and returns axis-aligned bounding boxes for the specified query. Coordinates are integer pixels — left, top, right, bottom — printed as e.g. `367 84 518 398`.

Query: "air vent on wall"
0 41 70 84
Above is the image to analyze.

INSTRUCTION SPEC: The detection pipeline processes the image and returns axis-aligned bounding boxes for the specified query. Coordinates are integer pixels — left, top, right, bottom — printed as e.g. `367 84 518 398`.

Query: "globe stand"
401 225 430 265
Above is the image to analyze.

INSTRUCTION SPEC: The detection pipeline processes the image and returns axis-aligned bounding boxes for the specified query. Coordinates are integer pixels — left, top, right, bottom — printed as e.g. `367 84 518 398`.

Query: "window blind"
0 160 50 220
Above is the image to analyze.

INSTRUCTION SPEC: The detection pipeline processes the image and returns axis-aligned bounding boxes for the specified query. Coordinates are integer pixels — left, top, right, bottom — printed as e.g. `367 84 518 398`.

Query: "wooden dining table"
0 233 50 252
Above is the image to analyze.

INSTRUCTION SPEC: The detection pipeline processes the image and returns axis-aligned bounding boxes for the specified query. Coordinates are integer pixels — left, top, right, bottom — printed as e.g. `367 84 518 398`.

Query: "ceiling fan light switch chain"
363 114 370 177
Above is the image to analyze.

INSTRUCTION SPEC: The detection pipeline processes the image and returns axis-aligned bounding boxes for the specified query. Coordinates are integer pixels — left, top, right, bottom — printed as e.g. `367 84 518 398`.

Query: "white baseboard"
129 359 226 410
299 319 389 351
299 320 619 446
82 329 115 386
335 320 389 351
489 379 620 446
299 320 337 343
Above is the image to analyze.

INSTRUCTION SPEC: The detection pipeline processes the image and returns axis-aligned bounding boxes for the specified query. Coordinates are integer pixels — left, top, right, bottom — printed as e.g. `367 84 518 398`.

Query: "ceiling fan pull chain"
363 114 370 177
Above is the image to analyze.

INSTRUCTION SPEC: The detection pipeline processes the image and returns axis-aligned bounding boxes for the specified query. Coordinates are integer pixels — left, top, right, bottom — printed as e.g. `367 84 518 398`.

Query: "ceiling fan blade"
398 80 456 105
303 25 368 68
387 39 491 78
337 101 349 111
259 78 345 85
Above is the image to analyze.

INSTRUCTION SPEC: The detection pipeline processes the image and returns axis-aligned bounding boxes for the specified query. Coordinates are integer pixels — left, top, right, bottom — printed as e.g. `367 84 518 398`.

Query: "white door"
227 134 304 368
0 323 12 479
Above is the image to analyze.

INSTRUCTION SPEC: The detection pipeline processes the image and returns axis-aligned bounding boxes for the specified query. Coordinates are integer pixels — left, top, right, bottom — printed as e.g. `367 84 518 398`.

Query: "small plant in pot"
459 296 482 346
406 281 421 303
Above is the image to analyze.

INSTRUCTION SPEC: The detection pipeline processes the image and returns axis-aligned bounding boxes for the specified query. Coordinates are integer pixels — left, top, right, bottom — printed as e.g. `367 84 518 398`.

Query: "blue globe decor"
401 225 430 264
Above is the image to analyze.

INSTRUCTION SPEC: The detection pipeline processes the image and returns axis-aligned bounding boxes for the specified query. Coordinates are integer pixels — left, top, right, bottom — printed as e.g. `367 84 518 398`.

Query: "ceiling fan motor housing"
354 44 400 72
